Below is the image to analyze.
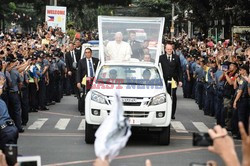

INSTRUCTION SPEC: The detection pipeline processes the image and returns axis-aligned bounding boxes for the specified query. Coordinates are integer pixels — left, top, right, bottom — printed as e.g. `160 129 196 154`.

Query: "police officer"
36 52 49 110
194 60 206 110
183 55 192 98
28 56 39 112
204 60 217 116
0 60 12 106
214 62 224 125
57 51 66 100
53 50 65 102
19 58 31 126
7 54 24 133
232 65 249 138
0 75 18 150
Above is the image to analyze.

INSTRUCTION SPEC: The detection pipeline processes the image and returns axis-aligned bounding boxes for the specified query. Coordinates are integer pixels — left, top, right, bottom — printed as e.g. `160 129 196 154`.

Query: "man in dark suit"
65 43 80 95
128 30 144 60
77 48 99 115
74 39 82 63
159 42 183 119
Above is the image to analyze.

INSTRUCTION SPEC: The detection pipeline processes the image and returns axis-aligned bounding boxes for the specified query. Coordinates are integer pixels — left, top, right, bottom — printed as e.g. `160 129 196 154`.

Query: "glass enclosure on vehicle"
98 16 165 64
96 65 163 86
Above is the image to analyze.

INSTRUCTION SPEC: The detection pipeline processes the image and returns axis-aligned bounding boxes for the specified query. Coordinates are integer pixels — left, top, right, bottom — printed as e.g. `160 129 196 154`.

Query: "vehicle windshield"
92 49 99 59
96 65 163 86
98 16 165 64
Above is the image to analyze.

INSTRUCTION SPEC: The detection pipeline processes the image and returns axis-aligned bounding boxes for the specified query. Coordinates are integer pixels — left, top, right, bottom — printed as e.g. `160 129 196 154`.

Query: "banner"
45 6 67 32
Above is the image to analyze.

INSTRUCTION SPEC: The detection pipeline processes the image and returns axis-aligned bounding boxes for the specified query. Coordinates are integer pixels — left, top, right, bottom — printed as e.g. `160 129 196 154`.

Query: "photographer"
219 62 238 130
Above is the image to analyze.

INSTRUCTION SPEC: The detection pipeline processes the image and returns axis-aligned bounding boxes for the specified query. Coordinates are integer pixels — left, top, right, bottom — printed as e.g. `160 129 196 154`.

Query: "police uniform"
232 76 249 137
8 65 23 132
37 54 49 110
28 59 39 112
57 55 66 100
0 99 19 150
195 64 206 110
20 71 30 125
204 67 216 116
214 68 224 125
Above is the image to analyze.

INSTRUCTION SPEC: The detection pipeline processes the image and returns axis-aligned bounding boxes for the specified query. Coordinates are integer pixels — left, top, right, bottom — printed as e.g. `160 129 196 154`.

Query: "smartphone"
193 133 213 146
4 144 18 166
221 65 228 71
190 162 207 166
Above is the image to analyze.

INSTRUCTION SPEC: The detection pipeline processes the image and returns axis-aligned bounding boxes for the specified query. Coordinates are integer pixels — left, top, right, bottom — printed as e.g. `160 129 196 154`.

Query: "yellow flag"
171 78 177 89
81 75 87 85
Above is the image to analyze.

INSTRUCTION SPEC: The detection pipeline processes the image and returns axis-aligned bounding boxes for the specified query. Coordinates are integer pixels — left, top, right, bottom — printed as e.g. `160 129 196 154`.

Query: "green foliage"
8 2 16 11
67 28 76 40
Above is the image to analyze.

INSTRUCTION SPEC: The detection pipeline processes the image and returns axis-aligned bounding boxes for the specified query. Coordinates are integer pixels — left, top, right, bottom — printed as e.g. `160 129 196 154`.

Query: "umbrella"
94 90 131 162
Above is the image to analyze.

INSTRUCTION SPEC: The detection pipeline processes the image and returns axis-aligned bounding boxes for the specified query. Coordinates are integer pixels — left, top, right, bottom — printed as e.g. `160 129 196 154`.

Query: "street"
18 90 242 166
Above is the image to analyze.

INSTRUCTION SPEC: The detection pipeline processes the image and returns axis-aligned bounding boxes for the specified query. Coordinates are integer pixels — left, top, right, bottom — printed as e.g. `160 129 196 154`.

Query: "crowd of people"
0 22 91 150
171 35 249 139
0 21 249 165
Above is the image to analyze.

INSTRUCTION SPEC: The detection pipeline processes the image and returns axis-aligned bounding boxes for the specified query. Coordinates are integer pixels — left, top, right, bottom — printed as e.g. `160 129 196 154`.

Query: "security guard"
0 75 18 150
232 65 249 138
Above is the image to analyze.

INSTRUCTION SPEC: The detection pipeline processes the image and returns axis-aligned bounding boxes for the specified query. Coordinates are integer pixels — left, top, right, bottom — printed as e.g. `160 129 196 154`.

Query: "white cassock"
106 41 132 61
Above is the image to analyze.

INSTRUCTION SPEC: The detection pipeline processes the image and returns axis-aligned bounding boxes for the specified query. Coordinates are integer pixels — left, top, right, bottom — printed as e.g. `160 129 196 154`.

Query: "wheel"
158 126 170 145
85 122 95 144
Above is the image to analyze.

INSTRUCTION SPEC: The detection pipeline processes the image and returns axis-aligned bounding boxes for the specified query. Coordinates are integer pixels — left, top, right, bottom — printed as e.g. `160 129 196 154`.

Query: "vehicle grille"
107 110 149 118
122 102 141 106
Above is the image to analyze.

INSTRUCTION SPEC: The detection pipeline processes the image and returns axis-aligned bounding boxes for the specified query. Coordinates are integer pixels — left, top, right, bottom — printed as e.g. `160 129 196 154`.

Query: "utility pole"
170 3 175 40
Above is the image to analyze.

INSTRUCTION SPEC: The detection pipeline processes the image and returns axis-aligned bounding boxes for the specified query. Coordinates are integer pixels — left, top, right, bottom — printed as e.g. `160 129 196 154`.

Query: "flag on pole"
81 75 87 85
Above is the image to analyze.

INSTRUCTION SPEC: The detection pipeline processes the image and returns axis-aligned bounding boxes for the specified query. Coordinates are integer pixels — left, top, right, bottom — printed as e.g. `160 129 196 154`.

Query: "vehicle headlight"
149 93 166 106
91 91 107 104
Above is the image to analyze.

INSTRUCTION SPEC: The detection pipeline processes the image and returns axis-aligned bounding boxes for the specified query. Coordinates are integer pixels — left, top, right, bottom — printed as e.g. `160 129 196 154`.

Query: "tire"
158 126 170 145
85 122 95 144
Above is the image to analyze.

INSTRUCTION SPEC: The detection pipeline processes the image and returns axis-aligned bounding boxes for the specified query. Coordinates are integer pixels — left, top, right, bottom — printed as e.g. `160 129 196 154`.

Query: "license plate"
129 118 140 125
122 98 137 103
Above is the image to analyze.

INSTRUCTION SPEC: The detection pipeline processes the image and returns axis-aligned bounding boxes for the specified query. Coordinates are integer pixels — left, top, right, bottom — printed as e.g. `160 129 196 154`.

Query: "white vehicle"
85 16 172 145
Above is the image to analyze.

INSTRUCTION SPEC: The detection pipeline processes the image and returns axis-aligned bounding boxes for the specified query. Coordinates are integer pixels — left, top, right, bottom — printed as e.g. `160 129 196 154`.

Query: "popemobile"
84 16 172 145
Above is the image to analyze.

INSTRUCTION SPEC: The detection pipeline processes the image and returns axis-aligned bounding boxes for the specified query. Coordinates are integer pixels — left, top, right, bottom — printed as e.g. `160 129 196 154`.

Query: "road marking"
192 122 209 132
171 121 188 133
77 119 85 130
55 118 70 130
40 111 83 118
43 147 208 166
28 118 48 130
